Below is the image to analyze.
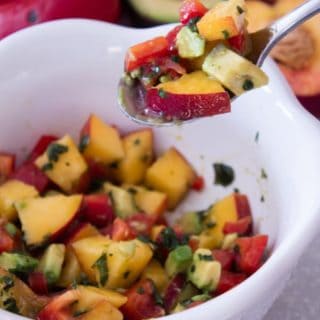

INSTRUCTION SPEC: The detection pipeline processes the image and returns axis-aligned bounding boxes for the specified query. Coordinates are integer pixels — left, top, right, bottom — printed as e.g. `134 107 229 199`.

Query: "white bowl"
0 20 320 320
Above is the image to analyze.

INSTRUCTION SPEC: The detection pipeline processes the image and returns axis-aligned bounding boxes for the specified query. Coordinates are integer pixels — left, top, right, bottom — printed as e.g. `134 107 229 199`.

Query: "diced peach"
196 0 246 41
0 180 38 221
17 194 83 246
71 235 112 282
115 129 154 185
65 223 100 244
146 71 230 121
80 114 124 166
78 300 123 320
145 147 196 209
199 193 251 249
35 135 88 193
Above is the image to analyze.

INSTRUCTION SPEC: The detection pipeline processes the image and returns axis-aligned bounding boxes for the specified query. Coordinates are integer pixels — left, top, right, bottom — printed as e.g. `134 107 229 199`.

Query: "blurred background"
0 0 318 118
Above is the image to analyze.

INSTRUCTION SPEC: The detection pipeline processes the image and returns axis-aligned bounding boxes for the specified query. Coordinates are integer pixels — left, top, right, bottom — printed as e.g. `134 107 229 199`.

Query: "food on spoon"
0 114 268 319
122 0 269 121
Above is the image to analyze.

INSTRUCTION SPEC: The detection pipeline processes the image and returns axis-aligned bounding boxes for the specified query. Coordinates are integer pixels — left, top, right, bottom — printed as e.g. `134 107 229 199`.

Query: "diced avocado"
178 211 205 235
0 253 38 274
103 183 138 218
178 282 200 303
176 26 205 59
202 44 268 96
172 303 186 313
4 223 18 237
38 244 65 285
187 248 221 291
165 245 193 277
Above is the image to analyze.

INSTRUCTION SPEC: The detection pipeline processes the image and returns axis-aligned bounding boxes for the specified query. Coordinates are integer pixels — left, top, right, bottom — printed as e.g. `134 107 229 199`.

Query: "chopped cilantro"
242 79 254 91
198 254 213 261
0 276 14 291
3 298 19 314
255 131 260 143
237 5 244 14
79 135 90 153
187 17 201 33
171 55 180 63
190 264 196 273
158 88 167 99
133 138 140 145
213 163 235 187
137 287 145 294
109 161 119 169
123 271 130 279
233 188 240 193
92 253 108 286
222 30 230 39
41 162 53 172
47 143 68 162
261 168 268 179
160 227 180 250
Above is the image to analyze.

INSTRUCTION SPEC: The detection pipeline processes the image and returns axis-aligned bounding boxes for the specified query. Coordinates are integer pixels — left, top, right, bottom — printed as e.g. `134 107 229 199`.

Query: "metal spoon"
118 0 320 126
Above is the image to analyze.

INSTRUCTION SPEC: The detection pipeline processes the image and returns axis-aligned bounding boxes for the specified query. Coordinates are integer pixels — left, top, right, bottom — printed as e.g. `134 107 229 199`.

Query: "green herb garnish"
242 79 254 91
213 163 235 187
47 143 68 162
222 30 230 39
261 168 268 179
158 88 167 99
198 254 213 261
79 135 90 153
237 5 244 14
92 253 108 286
41 162 53 172
187 17 201 33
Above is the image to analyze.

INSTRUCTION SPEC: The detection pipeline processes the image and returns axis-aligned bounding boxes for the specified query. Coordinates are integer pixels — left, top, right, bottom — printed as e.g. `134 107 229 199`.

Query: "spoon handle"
257 0 320 66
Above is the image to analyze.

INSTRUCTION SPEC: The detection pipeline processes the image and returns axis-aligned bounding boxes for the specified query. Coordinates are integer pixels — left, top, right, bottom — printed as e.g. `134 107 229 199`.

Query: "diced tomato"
159 57 186 75
163 274 186 312
28 272 49 295
228 32 246 54
0 226 15 253
28 135 58 162
179 0 208 25
166 25 183 52
121 279 165 320
125 36 169 72
223 216 252 235
11 162 49 193
111 218 135 241
216 271 246 295
212 249 235 271
235 235 268 274
191 176 205 191
125 213 154 236
235 193 252 219
188 236 199 252
0 152 15 183
82 194 115 227
37 290 79 320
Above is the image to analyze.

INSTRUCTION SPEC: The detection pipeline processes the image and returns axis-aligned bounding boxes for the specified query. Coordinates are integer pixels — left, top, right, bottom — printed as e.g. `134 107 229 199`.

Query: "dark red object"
126 213 154 236
216 271 247 295
0 226 15 254
235 235 268 274
191 175 205 191
0 0 121 40
111 218 135 241
125 36 169 72
82 194 115 228
28 272 49 295
28 135 58 162
163 274 186 312
10 162 49 193
228 32 246 54
121 279 165 320
179 0 208 25
212 249 235 271
146 90 231 121
0 152 15 183
298 95 320 119
166 25 183 52
223 216 252 236
235 194 252 219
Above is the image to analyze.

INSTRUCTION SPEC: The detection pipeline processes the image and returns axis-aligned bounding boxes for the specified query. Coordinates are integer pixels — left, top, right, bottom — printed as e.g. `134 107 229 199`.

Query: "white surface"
0 20 319 320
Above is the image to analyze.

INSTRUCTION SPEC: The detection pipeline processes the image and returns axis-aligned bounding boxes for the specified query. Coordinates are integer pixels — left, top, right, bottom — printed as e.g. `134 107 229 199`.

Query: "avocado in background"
165 245 193 277
128 0 218 24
